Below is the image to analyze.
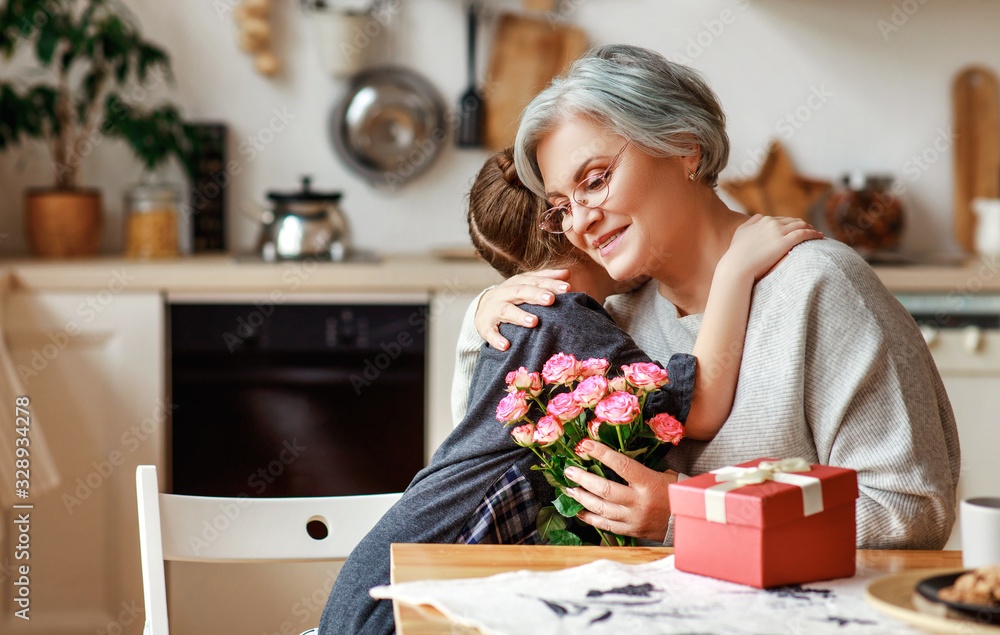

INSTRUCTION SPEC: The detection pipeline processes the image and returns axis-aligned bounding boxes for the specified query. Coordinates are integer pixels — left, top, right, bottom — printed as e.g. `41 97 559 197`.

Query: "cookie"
939 565 1000 606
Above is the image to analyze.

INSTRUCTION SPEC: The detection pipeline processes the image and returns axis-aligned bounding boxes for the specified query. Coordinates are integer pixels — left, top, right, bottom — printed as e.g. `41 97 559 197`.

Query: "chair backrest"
135 465 402 634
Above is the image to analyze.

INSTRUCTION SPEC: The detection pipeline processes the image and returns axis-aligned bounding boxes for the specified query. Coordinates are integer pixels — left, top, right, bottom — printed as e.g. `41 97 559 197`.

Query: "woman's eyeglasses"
538 141 630 235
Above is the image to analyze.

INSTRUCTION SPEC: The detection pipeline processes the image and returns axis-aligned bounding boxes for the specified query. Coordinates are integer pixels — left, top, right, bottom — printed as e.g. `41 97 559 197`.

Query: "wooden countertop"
0 253 503 294
389 544 965 634
0 251 998 294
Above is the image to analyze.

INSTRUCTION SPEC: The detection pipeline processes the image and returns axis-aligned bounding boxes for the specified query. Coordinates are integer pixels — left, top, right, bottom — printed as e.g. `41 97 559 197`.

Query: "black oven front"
169 297 427 498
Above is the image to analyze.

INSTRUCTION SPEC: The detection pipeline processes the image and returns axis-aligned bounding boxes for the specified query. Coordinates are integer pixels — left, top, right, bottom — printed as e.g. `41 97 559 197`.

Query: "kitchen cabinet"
0 291 165 635
942 374 1000 550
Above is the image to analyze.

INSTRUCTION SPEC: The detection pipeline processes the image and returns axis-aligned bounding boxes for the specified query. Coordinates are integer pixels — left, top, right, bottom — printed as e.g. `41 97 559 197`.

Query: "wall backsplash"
1 0 997 258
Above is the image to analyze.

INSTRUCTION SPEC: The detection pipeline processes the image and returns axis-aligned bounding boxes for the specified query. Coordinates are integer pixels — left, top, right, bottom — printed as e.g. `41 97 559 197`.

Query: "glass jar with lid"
824 171 905 252
124 183 180 258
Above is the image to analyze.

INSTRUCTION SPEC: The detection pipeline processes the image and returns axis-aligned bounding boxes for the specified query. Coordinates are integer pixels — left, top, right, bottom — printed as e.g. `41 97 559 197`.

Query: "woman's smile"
593 224 626 256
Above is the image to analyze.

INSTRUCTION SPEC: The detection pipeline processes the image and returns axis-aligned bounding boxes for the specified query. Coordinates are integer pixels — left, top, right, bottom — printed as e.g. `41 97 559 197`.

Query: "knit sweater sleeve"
451 289 489 428
800 248 960 549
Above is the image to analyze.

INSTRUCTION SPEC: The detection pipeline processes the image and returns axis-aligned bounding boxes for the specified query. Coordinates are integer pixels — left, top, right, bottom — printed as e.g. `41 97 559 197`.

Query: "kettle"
258 176 351 261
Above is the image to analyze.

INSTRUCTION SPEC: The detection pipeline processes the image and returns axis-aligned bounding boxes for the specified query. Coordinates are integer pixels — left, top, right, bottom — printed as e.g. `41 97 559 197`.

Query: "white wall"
1 0 997 257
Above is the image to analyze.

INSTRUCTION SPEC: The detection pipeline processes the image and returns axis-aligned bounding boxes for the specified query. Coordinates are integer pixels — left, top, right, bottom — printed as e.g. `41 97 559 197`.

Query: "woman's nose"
569 201 603 235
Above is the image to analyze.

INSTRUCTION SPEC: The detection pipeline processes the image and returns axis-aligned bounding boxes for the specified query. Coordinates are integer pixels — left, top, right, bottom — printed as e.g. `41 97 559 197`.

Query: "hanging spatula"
456 2 483 147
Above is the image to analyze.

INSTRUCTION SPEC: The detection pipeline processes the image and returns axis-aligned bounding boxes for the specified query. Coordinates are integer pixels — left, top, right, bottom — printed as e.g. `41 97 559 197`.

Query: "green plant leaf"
622 447 647 460
35 23 58 64
536 506 566 541
549 529 583 546
541 470 560 489
554 493 584 518
137 42 168 82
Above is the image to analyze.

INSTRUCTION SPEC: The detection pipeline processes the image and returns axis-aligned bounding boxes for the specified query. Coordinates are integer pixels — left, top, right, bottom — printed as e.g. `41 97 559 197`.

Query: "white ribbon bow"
703 458 823 524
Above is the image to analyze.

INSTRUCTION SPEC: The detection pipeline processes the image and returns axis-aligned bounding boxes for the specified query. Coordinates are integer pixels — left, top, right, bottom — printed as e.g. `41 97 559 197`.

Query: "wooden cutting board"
953 66 1000 253
482 13 588 151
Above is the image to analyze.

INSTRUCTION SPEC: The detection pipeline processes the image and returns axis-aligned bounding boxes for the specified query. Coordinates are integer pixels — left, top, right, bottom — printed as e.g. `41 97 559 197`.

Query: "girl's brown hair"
468 147 583 279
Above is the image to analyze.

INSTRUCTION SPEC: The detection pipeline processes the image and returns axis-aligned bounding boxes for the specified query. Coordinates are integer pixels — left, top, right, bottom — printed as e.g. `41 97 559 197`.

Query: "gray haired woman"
465 44 960 547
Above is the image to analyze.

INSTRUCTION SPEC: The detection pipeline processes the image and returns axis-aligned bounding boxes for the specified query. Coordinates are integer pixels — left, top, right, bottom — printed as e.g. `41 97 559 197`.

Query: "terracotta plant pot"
25 188 102 257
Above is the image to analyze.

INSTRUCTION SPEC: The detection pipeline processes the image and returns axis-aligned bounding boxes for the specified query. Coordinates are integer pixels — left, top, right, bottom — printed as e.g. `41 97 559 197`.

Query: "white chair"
135 465 402 635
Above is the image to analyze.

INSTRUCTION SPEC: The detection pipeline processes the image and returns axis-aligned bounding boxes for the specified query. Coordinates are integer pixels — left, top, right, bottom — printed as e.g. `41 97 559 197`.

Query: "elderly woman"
466 44 960 548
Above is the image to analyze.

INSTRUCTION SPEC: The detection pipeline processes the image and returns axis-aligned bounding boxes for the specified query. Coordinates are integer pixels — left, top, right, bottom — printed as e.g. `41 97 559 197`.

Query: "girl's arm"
684 215 822 440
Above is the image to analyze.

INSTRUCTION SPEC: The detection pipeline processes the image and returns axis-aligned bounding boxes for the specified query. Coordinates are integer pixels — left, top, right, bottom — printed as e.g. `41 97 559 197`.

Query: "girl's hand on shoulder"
722 214 824 282
475 269 572 350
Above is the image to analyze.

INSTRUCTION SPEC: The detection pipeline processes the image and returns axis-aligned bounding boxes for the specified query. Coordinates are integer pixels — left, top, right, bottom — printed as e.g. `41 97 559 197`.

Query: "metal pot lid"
267 176 343 202
330 66 448 187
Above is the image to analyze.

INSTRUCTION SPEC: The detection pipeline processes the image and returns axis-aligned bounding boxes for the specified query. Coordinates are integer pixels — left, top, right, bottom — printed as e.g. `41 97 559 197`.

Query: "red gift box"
668 457 858 588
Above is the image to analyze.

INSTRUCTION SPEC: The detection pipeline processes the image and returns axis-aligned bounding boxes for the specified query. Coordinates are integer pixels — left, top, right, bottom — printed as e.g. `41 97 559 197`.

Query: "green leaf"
554 493 584 518
137 42 168 82
622 447 647 460
549 529 583 546
536 506 566 541
35 23 58 64
541 470 560 489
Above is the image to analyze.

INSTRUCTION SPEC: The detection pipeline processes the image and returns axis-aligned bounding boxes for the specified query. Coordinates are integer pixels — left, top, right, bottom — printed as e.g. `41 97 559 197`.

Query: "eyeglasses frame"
538 140 631 235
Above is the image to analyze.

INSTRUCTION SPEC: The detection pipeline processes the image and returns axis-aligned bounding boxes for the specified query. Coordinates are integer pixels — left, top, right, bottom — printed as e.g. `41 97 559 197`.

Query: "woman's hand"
475 270 572 350
563 440 677 542
722 214 824 282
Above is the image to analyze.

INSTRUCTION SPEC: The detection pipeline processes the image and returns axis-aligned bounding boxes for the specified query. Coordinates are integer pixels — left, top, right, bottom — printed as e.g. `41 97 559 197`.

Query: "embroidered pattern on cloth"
457 464 544 545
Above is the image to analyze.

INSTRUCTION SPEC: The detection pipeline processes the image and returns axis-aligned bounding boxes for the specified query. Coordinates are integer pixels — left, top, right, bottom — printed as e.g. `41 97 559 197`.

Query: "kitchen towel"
371 555 918 634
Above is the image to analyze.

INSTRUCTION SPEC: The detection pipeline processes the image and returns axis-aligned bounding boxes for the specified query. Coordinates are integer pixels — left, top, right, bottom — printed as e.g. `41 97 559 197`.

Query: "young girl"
319 149 820 635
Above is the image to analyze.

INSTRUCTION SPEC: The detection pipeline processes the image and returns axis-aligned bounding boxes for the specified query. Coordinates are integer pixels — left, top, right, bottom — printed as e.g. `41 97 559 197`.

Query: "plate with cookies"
867 565 1000 633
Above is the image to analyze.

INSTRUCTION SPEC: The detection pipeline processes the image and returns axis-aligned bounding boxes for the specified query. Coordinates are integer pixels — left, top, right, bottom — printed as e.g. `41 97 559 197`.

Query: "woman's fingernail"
580 440 596 452
542 293 553 302
557 284 569 292
524 315 535 325
564 467 579 479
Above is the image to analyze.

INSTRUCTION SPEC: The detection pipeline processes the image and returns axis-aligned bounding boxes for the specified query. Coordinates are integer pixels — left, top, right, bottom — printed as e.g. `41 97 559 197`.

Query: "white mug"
972 198 1000 258
961 497 1000 569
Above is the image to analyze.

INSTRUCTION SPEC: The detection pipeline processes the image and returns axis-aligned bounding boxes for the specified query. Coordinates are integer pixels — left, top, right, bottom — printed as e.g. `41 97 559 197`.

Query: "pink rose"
609 376 629 393
511 423 536 447
622 362 670 392
546 392 584 422
647 413 685 445
588 418 603 440
505 366 543 396
495 390 529 423
574 439 594 460
579 358 610 378
533 416 563 447
542 352 580 385
572 375 609 408
595 391 640 425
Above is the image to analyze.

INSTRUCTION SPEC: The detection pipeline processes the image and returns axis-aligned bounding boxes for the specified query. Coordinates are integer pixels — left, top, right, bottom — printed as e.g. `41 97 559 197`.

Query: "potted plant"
0 0 193 257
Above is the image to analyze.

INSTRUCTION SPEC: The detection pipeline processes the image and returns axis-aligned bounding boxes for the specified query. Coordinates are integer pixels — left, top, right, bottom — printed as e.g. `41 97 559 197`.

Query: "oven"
895 292 1000 549
168 294 429 498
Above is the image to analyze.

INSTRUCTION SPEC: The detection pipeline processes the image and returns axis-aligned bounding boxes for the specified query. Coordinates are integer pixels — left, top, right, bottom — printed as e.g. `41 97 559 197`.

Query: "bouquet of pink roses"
496 352 686 547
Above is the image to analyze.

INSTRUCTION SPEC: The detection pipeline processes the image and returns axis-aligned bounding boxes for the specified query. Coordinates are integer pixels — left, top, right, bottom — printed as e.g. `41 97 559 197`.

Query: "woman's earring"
688 170 696 181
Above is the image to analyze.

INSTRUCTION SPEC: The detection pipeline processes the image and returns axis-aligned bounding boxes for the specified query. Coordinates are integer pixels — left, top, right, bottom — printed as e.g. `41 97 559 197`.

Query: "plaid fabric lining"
457 464 544 545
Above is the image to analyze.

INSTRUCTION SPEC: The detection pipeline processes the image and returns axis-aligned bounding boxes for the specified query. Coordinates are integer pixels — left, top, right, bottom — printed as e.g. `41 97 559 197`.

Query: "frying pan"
330 66 448 188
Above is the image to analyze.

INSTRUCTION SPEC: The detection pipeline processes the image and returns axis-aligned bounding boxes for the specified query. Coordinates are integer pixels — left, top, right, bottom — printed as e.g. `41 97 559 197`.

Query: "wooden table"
389 544 963 634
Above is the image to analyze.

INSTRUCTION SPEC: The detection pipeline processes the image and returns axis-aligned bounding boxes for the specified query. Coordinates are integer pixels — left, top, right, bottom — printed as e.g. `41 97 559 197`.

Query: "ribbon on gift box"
703 458 823 524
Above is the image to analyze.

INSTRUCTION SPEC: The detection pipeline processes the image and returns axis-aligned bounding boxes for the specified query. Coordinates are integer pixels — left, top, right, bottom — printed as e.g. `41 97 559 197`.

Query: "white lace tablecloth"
371 555 918 634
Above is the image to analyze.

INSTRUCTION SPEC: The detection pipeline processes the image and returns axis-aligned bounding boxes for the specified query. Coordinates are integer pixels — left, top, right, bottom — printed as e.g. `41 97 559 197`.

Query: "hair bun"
496 149 522 187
